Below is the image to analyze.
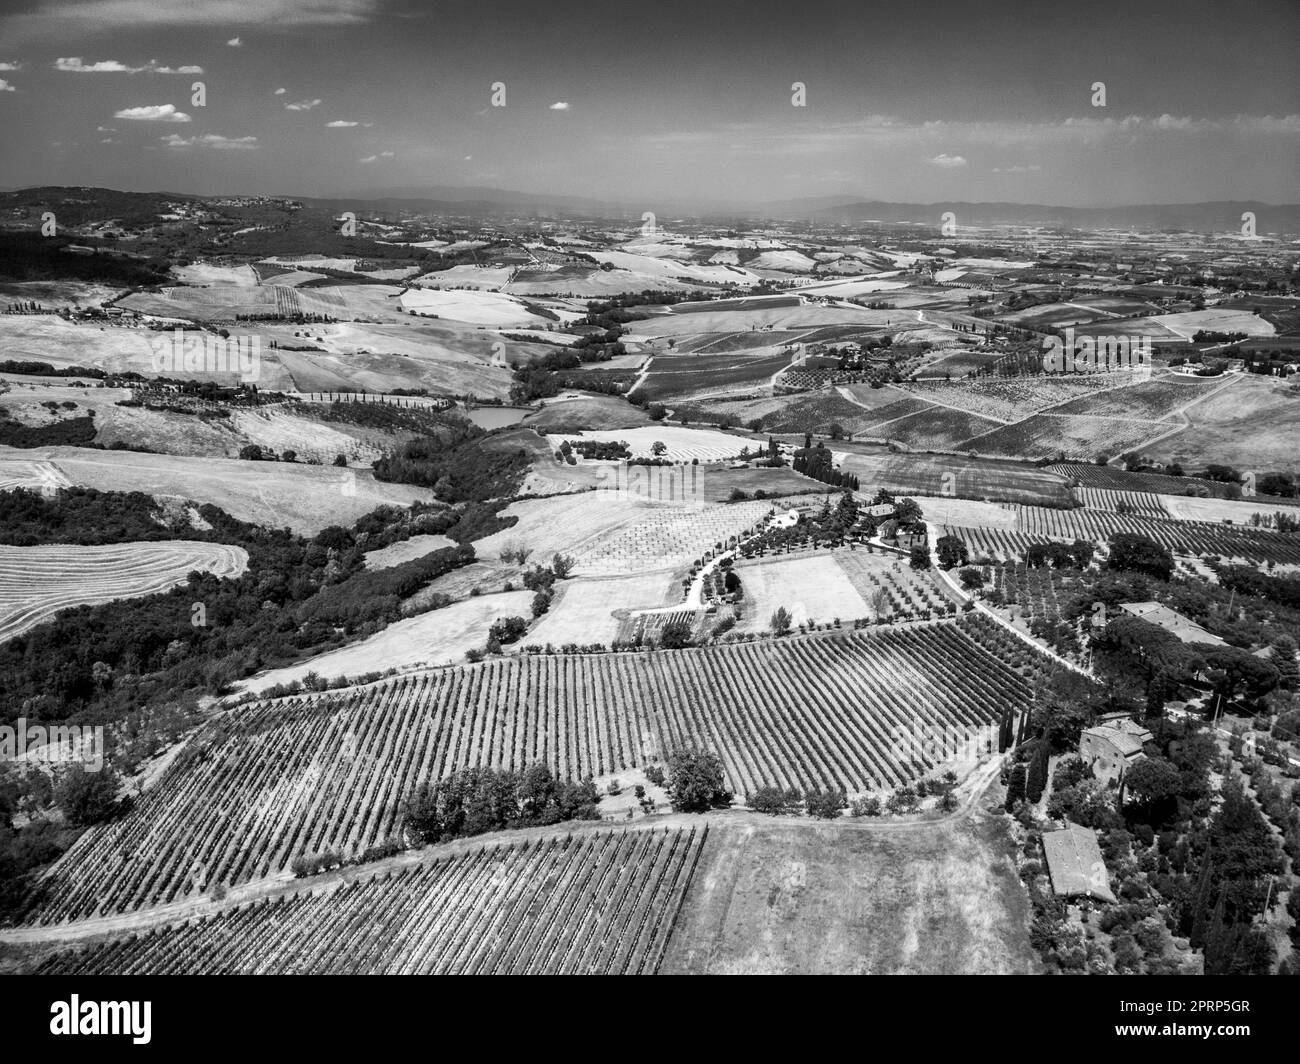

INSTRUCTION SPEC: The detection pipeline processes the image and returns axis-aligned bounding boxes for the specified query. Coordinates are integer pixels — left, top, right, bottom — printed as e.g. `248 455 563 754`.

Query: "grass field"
660 811 1037 974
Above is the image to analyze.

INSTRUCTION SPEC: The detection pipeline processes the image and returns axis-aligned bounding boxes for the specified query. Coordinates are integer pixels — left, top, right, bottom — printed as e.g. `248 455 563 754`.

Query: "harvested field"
871 407 1002 450
1047 376 1228 420
0 541 248 644
526 572 675 647
549 426 743 462
731 553 873 631
574 499 775 575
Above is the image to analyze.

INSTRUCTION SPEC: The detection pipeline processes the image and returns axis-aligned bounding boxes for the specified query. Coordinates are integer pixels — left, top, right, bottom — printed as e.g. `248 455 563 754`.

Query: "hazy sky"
0 0 1296 207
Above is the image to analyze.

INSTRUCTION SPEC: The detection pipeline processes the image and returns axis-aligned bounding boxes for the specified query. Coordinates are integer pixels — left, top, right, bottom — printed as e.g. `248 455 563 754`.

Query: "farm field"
0 458 70 493
940 524 1056 563
964 413 1160 461
0 445 436 536
36 824 707 975
526 572 675 646
1007 504 1300 564
572 498 775 575
0 541 248 644
870 406 1002 449
362 534 457 570
731 553 873 632
1074 487 1171 519
20 618 1037 922
634 351 793 402
896 375 1128 422
234 590 535 694
1136 375 1300 472
549 425 744 462
1046 376 1228 420
661 812 1037 974
524 394 652 431
836 452 1074 508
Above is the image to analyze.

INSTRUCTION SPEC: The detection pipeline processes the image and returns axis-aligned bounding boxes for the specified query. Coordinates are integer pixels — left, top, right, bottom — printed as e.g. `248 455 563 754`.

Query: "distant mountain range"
341 186 1300 233
6 185 1298 235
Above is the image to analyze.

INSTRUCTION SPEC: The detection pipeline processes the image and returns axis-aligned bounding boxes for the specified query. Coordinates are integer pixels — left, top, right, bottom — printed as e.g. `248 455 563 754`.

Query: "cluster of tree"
372 427 531 503
935 534 969 569
748 785 848 818
0 360 105 379
0 487 231 547
1025 539 1095 570
400 764 601 844
0 232 171 285
663 747 733 812
790 441 861 490
1216 563 1300 612
1107 531 1174 581
0 412 98 449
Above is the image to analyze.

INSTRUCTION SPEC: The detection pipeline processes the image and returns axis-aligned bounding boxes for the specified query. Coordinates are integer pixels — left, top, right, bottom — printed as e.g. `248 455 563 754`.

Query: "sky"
0 0 1296 208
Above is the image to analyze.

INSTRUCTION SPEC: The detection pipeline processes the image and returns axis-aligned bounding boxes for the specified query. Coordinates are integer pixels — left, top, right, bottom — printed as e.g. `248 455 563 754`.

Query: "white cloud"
930 153 967 168
463 154 472 160
161 132 258 150
326 119 359 127
992 164 1041 174
17 1 381 30
0 78 14 92
56 56 203 74
96 125 115 132
549 101 570 111
274 87 286 95
284 98 322 111
0 62 23 71
115 104 192 122
227 37 242 46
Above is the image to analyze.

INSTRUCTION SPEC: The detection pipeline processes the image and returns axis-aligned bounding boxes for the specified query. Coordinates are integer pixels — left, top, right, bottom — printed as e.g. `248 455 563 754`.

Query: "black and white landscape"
0 0 1298 990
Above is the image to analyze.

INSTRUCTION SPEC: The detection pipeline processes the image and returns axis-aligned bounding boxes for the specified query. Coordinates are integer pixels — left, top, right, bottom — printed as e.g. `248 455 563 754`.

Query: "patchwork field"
21 618 1034 922
0 541 249 644
965 414 1161 461
634 351 794 402
362 534 457 570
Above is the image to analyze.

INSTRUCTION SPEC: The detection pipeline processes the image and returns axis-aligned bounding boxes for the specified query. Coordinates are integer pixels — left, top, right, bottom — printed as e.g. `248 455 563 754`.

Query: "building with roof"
1118 602 1227 647
1080 717 1153 785
1041 822 1115 903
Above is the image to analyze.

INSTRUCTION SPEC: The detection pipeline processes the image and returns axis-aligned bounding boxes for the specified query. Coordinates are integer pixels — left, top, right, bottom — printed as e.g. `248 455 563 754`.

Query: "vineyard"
0 541 249 644
964 413 1161 462
23 617 1041 922
36 825 707 974
1007 505 1300 565
869 407 1002 450
940 524 1057 563
573 499 774 575
1048 376 1227 420
896 374 1127 422
1073 487 1170 519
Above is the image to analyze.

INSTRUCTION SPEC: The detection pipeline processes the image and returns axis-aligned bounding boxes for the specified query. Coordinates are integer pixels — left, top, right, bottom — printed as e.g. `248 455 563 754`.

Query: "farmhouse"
1079 717 1153 785
1041 822 1115 903
1118 602 1227 647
